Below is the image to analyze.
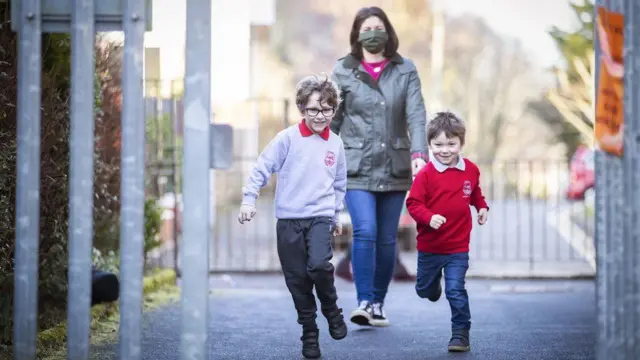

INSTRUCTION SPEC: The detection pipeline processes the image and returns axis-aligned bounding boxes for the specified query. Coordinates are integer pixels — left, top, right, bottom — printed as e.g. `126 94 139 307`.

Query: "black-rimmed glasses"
305 108 335 117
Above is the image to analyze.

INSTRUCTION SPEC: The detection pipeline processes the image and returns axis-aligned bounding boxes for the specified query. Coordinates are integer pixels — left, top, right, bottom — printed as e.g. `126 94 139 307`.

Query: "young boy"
405 111 489 353
238 74 348 359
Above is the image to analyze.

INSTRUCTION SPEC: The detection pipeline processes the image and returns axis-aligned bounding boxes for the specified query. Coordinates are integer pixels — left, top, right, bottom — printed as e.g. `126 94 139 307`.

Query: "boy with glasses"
238 74 348 359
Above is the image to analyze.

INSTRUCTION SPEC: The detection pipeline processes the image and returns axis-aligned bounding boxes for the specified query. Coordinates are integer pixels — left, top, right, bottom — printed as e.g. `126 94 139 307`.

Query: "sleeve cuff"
474 202 489 211
241 193 258 206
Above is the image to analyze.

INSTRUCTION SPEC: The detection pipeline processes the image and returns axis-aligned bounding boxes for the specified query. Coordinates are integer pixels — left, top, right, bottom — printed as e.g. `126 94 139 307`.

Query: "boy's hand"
477 208 488 225
429 214 446 230
333 222 343 236
237 204 257 224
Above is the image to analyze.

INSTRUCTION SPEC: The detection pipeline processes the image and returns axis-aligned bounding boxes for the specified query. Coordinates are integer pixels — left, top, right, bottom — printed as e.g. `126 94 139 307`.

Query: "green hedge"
0 1 73 343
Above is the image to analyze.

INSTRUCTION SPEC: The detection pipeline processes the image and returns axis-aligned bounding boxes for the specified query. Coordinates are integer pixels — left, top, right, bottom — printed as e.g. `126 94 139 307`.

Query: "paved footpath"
91 275 595 360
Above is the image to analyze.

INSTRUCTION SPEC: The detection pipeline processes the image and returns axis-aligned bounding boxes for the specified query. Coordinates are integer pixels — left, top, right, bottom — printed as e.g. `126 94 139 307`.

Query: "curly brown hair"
427 111 467 145
295 73 341 113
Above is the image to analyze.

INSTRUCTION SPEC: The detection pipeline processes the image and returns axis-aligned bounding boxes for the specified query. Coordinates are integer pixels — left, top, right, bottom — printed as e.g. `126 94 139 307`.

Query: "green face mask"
358 30 389 54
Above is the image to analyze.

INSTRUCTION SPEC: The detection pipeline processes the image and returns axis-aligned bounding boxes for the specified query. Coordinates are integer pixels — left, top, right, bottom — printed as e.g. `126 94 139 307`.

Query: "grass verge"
4 268 180 360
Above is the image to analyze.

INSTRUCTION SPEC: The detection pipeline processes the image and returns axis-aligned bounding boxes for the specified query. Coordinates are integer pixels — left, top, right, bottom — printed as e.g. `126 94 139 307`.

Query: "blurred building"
142 0 275 102
138 0 278 228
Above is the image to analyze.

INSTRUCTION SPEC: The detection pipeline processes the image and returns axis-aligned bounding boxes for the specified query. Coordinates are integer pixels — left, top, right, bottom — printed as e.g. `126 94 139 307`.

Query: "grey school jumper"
242 122 347 223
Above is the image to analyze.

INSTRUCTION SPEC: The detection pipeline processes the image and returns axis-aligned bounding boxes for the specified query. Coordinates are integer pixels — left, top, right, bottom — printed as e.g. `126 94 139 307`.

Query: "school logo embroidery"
462 180 472 197
324 151 336 167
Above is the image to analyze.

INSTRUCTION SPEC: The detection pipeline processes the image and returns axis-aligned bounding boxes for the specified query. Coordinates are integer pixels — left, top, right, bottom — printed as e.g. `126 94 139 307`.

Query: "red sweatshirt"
406 158 488 254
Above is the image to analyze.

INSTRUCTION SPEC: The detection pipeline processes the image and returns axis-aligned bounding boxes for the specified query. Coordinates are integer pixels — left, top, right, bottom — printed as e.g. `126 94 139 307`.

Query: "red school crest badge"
324 151 336 167
462 180 472 197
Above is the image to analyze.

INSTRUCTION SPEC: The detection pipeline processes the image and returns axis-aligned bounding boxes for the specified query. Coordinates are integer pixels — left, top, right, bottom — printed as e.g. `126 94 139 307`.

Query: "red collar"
299 120 330 141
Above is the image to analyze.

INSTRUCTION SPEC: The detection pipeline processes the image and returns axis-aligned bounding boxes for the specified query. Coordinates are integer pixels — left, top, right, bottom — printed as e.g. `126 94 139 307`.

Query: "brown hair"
427 111 467 145
349 7 399 59
295 73 341 112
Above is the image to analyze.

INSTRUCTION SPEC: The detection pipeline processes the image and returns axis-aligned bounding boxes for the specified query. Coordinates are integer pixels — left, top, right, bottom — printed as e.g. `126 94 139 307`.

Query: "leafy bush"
93 38 123 254
92 247 120 274
92 198 163 274
144 198 163 266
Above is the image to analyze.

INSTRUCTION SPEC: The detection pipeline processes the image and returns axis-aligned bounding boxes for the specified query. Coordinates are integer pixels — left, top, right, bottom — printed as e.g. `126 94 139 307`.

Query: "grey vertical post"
596 0 640 358
67 0 96 359
181 0 212 358
119 0 147 359
622 0 640 356
608 0 622 356
607 0 626 355
13 0 42 359
599 0 625 356
594 0 609 357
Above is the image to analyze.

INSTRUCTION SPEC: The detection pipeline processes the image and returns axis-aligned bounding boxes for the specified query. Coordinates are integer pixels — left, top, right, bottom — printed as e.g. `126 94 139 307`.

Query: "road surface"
90 275 595 360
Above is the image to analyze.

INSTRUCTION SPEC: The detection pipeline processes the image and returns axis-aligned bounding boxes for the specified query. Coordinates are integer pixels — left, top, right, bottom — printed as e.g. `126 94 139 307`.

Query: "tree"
270 0 543 161
93 37 124 253
441 15 535 161
546 0 595 145
526 97 584 159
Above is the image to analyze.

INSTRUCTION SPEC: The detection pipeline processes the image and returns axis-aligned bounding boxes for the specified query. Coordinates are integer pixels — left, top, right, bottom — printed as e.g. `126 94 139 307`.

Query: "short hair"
427 111 467 145
349 7 399 60
295 73 341 112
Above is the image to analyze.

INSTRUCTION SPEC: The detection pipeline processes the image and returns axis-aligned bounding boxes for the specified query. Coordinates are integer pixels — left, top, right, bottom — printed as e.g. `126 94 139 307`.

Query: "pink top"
361 59 389 81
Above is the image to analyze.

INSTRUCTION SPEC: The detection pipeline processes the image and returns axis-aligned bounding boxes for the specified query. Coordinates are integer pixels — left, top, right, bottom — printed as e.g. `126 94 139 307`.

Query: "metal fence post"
13 0 42 359
594 1 609 358
622 0 640 356
596 0 640 358
67 0 96 359
181 0 212 359
119 0 147 359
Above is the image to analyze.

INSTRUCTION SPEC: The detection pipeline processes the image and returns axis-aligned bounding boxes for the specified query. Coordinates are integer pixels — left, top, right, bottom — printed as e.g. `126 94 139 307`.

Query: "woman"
330 6 428 327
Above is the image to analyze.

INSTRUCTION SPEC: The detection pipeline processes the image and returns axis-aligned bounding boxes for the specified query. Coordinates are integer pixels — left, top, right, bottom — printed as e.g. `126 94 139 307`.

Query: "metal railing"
143 87 292 273
10 0 217 359
152 159 594 277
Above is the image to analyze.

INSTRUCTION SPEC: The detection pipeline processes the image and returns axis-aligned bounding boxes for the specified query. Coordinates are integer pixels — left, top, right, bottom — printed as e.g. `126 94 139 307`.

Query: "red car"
566 146 595 201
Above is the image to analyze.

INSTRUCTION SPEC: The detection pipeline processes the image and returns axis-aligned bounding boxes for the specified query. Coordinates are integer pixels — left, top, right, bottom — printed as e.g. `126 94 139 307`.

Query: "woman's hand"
412 158 427 178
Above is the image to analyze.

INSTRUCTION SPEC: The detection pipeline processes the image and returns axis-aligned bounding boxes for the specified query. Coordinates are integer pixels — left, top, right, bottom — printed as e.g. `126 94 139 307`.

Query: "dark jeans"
276 217 339 328
345 190 406 304
415 252 471 330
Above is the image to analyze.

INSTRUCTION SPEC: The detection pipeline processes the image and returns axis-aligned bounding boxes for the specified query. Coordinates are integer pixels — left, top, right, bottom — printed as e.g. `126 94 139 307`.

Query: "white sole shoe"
349 308 372 326
370 318 389 327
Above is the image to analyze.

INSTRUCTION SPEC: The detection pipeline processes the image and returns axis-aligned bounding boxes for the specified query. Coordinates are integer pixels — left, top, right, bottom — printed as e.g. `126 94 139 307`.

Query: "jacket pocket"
343 137 364 176
389 138 411 178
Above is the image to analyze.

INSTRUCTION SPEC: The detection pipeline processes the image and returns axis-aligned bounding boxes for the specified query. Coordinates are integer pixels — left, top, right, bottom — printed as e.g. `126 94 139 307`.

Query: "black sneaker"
370 303 389 327
322 307 348 340
301 329 321 359
428 281 442 302
448 329 470 352
349 300 373 326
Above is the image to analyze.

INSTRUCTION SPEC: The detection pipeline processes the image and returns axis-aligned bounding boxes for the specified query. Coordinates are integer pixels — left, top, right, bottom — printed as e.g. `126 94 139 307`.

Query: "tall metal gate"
11 0 214 359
